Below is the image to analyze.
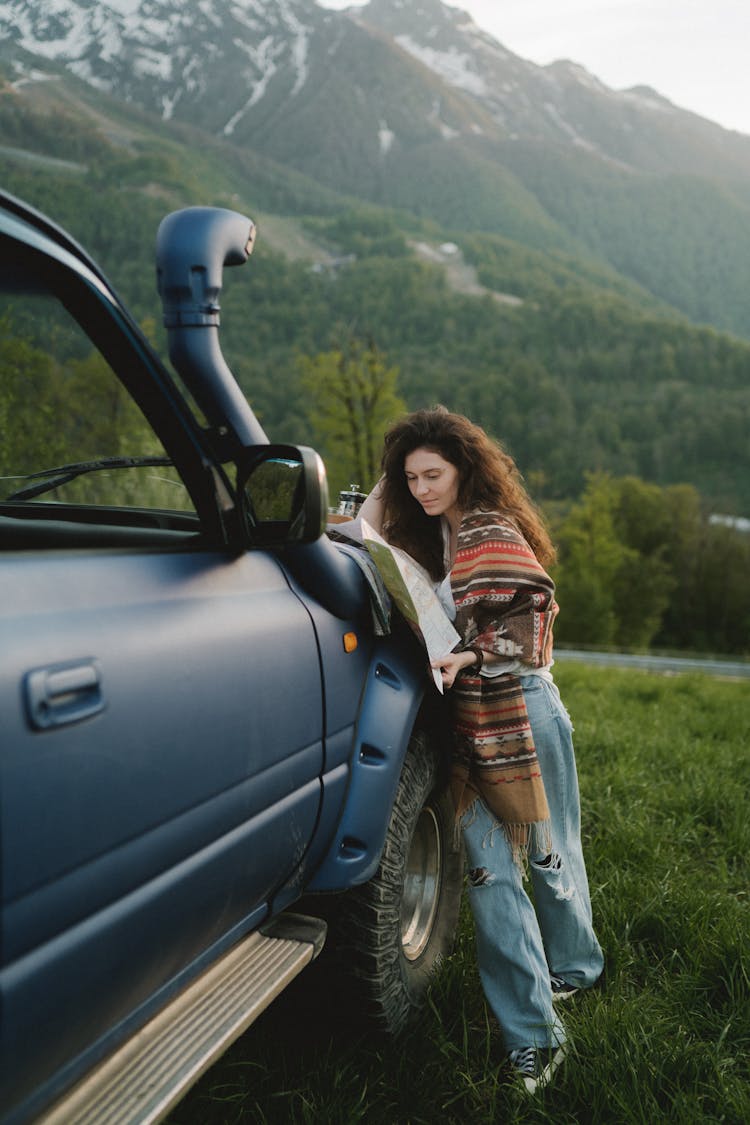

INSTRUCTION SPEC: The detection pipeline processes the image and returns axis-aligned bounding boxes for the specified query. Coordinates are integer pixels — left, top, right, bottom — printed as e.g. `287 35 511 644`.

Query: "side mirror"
237 444 329 546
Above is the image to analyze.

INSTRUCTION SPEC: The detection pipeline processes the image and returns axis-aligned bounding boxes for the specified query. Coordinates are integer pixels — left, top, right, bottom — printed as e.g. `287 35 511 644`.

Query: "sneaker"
550 973 579 1001
507 1043 567 1094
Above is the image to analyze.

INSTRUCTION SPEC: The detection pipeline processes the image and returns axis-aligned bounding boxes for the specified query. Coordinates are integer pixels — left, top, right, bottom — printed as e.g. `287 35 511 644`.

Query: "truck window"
0 291 193 513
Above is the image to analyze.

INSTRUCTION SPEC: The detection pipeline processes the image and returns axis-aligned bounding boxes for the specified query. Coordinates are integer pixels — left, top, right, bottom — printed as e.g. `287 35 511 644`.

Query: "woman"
358 406 603 1094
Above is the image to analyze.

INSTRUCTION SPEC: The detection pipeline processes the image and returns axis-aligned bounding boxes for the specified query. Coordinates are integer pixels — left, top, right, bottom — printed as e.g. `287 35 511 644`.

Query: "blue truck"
0 193 463 1123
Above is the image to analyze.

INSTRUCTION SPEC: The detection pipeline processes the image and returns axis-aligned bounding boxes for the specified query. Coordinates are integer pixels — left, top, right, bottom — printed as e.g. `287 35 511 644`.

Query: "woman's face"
404 446 461 523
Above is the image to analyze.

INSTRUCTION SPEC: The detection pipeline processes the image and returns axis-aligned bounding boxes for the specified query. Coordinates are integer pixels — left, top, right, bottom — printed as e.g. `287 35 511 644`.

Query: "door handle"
25 659 105 730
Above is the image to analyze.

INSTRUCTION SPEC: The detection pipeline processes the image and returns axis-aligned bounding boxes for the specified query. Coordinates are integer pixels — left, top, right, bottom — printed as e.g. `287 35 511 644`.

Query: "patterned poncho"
449 511 558 861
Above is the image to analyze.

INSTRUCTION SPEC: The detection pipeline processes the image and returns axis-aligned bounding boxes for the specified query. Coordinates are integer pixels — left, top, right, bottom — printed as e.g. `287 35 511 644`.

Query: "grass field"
168 665 750 1124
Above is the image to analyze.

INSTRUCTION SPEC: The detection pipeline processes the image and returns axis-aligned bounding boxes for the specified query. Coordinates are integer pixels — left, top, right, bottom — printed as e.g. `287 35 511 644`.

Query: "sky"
317 0 749 137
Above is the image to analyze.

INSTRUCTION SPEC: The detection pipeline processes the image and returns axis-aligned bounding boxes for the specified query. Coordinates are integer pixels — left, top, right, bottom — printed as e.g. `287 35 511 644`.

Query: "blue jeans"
461 675 604 1051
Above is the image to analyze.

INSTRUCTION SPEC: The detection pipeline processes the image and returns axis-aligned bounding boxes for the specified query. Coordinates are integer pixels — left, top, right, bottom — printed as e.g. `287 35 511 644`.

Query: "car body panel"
0 189 427 1123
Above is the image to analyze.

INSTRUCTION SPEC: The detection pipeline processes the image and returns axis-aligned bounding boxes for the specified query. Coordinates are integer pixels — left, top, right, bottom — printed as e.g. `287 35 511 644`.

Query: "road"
554 649 750 679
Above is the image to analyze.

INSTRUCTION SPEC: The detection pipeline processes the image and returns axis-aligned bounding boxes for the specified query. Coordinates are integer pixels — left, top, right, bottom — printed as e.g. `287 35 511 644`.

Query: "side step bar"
38 914 327 1125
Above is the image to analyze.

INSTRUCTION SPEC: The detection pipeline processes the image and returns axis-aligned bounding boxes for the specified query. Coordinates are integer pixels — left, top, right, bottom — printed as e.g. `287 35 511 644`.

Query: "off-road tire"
334 730 464 1034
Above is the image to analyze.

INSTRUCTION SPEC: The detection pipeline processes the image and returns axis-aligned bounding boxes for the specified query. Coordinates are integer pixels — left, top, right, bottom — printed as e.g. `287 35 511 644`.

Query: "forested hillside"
496 139 750 340
5 0 750 340
1 75 749 523
2 71 750 653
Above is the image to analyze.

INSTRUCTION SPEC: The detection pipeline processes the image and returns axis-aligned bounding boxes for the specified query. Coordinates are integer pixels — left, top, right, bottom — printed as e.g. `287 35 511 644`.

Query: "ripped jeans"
461 675 604 1051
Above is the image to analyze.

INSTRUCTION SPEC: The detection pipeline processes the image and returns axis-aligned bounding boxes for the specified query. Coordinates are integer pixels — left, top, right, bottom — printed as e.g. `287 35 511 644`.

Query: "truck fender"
308 631 428 891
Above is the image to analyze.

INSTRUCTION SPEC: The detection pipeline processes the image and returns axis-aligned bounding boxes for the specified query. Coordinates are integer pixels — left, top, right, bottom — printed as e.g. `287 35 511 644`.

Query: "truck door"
0 249 324 1113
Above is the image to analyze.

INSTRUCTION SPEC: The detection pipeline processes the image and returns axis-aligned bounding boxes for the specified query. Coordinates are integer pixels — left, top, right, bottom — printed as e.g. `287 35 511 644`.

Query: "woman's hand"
431 649 479 690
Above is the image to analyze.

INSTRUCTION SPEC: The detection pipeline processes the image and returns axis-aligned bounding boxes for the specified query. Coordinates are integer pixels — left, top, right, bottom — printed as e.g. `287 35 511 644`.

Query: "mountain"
357 0 750 176
3 0 750 340
5 0 749 175
0 0 336 137
1 0 749 515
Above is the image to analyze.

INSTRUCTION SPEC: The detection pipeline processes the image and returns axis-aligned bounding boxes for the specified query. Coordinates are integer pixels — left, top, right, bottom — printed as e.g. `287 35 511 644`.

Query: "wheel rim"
400 805 442 961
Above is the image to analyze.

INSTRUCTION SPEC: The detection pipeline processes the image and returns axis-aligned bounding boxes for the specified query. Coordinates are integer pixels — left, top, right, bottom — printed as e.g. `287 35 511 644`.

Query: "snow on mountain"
0 0 649 141
2 0 747 184
1 0 321 129
394 36 489 98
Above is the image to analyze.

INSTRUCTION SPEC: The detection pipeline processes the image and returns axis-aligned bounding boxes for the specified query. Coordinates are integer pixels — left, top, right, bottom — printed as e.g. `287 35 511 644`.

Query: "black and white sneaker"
507 1043 567 1094
550 973 579 1001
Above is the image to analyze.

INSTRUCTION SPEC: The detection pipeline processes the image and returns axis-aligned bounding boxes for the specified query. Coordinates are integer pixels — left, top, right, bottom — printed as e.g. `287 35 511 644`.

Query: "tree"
554 473 674 649
299 339 405 498
608 476 675 648
553 475 631 646
0 321 67 479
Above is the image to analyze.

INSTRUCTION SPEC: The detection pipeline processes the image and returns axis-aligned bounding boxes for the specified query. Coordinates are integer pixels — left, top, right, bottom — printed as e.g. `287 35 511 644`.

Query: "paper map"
361 520 461 693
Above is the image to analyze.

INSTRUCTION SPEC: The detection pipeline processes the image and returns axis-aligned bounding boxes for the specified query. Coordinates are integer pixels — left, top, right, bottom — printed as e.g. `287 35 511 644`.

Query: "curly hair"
379 405 556 579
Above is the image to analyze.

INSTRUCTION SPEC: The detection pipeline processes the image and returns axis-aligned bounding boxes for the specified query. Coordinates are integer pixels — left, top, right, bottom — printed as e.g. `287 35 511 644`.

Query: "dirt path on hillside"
410 240 523 305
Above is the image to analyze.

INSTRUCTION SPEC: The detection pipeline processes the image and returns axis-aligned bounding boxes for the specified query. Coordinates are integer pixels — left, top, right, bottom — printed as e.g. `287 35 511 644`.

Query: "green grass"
168 666 750 1124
